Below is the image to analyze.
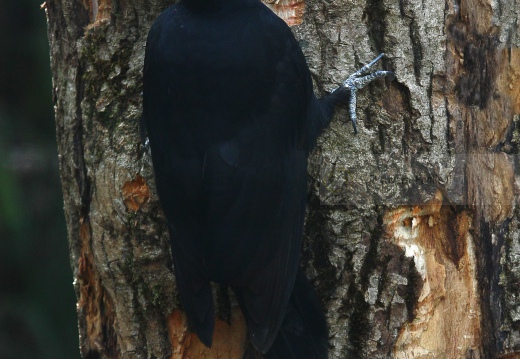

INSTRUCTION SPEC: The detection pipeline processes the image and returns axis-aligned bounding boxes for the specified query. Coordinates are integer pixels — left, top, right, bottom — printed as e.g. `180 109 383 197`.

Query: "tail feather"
264 268 328 359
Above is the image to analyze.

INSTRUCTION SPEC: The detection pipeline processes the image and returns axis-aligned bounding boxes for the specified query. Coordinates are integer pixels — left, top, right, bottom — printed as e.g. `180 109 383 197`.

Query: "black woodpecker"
142 0 393 357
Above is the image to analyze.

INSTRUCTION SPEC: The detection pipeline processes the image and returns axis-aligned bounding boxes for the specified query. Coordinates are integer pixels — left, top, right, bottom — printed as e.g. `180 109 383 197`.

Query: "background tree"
45 0 520 358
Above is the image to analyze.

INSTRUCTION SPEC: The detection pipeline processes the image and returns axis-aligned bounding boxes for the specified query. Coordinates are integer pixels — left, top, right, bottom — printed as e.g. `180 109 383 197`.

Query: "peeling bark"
45 0 520 358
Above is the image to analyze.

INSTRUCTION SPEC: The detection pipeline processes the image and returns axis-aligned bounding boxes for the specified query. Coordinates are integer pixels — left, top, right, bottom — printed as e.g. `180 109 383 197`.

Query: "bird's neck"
181 0 236 13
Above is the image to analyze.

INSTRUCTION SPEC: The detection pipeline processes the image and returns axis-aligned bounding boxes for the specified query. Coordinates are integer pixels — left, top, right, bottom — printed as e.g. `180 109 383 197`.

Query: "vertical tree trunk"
46 0 520 358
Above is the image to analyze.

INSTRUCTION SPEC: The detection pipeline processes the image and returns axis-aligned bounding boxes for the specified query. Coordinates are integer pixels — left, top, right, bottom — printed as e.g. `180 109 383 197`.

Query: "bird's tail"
263 268 328 359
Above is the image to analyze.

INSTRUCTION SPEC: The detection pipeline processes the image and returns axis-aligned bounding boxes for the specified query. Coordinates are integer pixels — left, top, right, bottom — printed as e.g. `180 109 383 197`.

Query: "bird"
142 0 393 357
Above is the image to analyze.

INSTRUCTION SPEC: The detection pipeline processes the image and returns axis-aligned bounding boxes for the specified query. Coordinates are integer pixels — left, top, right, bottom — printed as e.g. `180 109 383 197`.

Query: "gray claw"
342 53 394 133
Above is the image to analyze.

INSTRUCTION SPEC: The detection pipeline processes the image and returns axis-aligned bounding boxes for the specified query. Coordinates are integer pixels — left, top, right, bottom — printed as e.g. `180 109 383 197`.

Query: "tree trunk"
45 0 520 357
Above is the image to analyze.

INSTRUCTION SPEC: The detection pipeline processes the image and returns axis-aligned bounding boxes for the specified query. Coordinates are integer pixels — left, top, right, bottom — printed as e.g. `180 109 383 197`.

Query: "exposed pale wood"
385 191 481 358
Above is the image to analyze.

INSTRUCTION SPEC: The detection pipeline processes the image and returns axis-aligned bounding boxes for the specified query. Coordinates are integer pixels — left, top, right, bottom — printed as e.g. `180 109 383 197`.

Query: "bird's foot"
342 53 395 134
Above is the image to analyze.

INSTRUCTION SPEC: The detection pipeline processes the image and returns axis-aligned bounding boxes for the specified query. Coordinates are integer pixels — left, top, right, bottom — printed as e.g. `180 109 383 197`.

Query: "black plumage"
142 0 370 357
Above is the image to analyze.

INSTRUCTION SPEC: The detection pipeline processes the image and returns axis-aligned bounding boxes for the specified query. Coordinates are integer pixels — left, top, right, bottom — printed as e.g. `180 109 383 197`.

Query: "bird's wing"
144 11 217 346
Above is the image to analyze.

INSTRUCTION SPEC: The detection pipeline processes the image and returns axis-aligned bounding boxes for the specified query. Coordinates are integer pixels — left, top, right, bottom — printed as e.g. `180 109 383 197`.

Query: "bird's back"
145 1 308 148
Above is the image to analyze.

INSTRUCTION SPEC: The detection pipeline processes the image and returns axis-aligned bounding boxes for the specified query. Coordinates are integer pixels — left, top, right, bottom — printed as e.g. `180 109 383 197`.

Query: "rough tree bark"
45 0 520 358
